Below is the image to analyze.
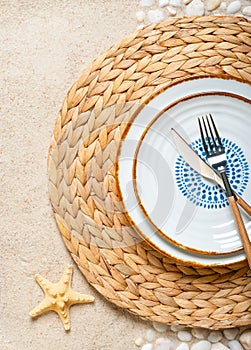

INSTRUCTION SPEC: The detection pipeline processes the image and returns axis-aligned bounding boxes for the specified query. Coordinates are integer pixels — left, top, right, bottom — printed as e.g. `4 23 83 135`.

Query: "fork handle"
235 196 251 217
229 196 251 268
221 172 234 197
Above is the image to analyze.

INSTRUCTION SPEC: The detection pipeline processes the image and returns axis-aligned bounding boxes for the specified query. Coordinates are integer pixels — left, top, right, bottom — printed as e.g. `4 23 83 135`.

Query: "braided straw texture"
48 17 251 329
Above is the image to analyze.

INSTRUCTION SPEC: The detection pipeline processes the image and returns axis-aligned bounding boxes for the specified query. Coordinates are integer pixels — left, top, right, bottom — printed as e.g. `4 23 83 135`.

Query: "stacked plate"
116 77 251 267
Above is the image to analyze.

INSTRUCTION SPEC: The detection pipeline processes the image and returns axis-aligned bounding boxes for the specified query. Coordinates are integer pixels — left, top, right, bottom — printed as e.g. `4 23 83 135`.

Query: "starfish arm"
68 290 95 306
35 274 55 294
29 298 53 318
55 306 71 331
60 265 73 287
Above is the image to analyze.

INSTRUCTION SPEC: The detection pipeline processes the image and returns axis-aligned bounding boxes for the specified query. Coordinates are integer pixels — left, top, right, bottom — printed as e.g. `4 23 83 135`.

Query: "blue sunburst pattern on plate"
175 138 249 209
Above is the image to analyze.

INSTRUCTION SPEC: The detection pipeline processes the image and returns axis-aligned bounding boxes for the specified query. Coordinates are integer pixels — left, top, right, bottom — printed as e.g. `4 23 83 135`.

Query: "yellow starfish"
29 265 94 330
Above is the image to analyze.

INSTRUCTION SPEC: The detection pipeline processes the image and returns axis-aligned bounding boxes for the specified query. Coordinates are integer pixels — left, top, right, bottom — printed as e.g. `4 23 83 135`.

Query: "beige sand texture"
1 1 153 349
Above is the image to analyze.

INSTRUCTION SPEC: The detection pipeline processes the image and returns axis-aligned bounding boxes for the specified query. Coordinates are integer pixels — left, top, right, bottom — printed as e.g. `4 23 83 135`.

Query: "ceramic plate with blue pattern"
117 77 251 266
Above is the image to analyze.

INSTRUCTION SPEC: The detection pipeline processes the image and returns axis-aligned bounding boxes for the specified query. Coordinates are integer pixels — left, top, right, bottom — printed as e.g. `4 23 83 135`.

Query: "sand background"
1 1 250 349
1 1 153 349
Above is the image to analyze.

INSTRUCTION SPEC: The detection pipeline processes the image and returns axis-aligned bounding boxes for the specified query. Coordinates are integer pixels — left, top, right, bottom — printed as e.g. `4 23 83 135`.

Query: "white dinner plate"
116 76 251 266
133 91 251 255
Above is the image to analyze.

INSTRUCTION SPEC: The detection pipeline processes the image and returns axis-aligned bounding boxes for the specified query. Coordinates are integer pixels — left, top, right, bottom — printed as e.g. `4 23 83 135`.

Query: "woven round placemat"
48 16 251 329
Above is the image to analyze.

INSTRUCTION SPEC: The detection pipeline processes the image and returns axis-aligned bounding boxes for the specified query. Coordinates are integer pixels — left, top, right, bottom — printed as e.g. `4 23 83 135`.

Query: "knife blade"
171 128 251 216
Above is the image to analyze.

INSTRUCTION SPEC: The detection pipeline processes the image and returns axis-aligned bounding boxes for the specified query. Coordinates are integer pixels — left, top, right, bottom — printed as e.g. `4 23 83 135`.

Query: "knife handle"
236 196 251 217
229 196 251 268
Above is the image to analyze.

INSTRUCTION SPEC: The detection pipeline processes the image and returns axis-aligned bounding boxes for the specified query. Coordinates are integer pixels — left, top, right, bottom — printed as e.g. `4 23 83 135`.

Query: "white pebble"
228 340 244 350
176 343 190 350
159 0 169 6
219 1 227 10
137 24 145 29
146 329 155 342
135 338 144 347
239 330 251 350
170 325 185 332
227 1 242 14
154 338 174 350
147 9 165 23
141 344 153 350
153 322 169 333
178 331 193 342
191 340 211 350
208 331 223 343
211 343 230 350
141 0 154 6
136 10 145 22
206 0 221 11
185 0 205 16
191 328 209 340
223 329 239 341
169 0 181 7
243 6 251 17
166 6 177 15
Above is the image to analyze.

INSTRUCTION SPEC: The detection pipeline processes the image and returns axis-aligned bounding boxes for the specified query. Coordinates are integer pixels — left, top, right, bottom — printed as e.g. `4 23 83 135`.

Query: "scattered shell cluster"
134 2 251 349
136 0 251 27
135 324 251 350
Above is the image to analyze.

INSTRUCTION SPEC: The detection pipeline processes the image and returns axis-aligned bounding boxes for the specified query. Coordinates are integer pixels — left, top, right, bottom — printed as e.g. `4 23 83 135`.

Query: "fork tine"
209 113 224 150
202 116 214 154
206 114 218 150
198 117 209 157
